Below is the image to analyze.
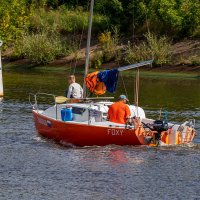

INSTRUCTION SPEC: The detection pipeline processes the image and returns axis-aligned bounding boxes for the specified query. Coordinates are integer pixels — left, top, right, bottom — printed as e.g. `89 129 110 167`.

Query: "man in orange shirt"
108 95 131 124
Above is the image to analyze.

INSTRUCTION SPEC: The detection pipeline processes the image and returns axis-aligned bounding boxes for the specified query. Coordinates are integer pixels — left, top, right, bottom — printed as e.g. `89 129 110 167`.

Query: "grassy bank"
3 58 200 81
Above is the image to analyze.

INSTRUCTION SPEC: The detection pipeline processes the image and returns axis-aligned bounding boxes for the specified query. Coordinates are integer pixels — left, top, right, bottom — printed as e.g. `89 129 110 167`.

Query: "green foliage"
92 27 121 67
95 0 123 25
0 0 31 49
180 1 200 37
191 56 200 66
148 0 200 37
29 6 109 34
94 0 200 38
0 0 199 66
178 54 200 66
91 51 104 69
14 32 74 64
125 33 172 66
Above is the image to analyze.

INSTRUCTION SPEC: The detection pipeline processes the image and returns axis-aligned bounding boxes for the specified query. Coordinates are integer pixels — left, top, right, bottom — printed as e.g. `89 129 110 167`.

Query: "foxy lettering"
107 129 124 136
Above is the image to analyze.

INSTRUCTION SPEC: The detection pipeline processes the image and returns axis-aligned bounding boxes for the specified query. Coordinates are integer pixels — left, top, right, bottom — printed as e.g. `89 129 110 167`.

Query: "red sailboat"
31 0 196 147
31 93 196 146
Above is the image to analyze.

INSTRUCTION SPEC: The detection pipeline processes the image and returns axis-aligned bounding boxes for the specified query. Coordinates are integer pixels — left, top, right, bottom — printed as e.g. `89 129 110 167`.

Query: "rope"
102 3 110 29
116 50 129 101
134 68 139 116
72 1 90 75
143 0 150 34
132 0 135 42
72 24 85 75
68 0 90 76
120 73 129 101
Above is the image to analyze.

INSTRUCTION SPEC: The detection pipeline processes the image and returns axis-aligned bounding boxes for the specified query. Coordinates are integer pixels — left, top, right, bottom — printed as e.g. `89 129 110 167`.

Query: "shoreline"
2 59 200 80
2 39 200 76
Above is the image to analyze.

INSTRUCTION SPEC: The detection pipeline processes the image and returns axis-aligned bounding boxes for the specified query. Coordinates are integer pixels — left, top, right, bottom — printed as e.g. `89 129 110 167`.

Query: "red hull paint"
33 111 145 146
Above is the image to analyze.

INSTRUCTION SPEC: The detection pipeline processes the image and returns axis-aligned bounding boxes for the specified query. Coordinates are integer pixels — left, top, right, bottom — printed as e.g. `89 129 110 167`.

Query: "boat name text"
107 129 124 136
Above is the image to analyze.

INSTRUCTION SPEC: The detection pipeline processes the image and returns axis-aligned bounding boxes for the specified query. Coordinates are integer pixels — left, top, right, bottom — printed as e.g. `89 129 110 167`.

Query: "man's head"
68 75 76 84
118 94 129 103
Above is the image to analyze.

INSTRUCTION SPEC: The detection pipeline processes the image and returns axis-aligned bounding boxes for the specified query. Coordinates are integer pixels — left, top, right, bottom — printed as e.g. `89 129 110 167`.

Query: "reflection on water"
0 71 200 199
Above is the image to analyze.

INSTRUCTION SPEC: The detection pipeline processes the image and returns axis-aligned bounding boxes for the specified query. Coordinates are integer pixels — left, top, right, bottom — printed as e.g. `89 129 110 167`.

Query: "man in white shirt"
67 75 83 98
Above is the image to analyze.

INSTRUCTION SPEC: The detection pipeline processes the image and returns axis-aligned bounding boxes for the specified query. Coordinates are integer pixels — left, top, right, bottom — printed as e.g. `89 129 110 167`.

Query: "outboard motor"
153 120 168 140
142 116 169 145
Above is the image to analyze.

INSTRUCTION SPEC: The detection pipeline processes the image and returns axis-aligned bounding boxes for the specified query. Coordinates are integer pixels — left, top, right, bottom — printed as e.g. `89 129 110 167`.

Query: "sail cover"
85 69 119 95
97 69 119 93
85 71 106 95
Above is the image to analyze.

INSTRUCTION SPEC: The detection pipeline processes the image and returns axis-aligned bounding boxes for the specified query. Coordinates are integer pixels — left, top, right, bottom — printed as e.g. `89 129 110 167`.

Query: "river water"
0 71 200 200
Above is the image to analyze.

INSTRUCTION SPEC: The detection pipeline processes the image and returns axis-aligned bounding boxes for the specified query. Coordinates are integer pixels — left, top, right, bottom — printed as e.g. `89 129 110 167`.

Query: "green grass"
11 6 110 65
125 33 172 66
120 70 200 80
4 61 200 80
30 6 109 34
13 31 73 65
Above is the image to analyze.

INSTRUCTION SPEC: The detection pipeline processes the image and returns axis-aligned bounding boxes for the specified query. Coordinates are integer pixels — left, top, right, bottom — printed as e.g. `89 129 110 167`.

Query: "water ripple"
1 73 200 200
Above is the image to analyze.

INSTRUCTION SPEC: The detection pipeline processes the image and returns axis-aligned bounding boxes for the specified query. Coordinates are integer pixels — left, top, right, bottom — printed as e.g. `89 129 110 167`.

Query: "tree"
0 0 30 48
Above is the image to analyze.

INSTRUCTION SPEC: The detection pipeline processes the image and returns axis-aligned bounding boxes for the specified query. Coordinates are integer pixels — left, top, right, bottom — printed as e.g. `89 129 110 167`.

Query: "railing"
29 93 56 111
29 92 115 120
29 92 114 110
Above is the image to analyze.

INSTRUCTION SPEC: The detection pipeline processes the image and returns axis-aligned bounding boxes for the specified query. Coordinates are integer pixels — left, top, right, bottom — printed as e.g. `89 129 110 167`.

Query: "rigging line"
134 70 136 105
73 19 85 75
134 68 139 116
116 47 129 100
142 0 154 62
73 0 89 75
67 0 81 76
143 0 150 34
69 3 79 75
120 73 129 101
69 24 76 75
71 8 79 75
102 2 110 29
72 31 77 72
69 57 73 75
132 0 134 42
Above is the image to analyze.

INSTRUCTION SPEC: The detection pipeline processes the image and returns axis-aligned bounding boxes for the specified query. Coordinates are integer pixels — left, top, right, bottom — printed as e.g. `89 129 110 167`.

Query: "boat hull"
33 110 145 146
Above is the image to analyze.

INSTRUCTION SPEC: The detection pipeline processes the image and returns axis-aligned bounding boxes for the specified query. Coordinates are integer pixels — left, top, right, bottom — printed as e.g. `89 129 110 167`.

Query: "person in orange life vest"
108 95 131 124
66 75 83 98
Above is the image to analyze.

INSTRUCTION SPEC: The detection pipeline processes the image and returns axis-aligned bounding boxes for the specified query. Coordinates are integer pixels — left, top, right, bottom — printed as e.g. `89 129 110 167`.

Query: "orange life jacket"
85 71 106 95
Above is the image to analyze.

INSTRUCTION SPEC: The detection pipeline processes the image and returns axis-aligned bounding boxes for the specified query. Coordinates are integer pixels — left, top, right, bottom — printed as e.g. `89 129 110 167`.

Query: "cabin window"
72 107 86 115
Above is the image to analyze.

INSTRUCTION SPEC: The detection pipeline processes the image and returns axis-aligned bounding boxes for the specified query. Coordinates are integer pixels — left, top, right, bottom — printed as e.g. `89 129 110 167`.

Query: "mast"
0 40 3 97
83 0 94 98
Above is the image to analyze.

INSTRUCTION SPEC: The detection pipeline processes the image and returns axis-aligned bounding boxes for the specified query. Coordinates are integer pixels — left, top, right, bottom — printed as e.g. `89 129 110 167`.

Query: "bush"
92 27 121 67
14 32 75 64
178 54 200 66
91 51 104 69
125 33 172 66
29 6 109 34
192 26 200 38
0 0 30 49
